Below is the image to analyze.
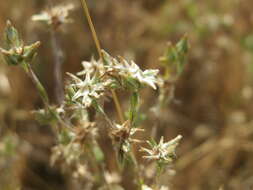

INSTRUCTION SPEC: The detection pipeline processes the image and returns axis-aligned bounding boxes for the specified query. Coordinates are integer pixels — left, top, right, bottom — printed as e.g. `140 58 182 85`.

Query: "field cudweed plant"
0 1 189 189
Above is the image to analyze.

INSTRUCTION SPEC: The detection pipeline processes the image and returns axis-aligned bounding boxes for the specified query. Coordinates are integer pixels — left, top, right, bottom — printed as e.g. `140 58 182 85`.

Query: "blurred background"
1 0 253 189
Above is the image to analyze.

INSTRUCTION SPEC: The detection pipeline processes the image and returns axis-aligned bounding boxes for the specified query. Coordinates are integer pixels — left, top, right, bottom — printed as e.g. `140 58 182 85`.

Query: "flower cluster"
77 58 105 76
66 72 107 108
66 50 160 110
110 120 144 153
141 135 182 164
31 4 74 29
102 51 160 90
0 18 185 190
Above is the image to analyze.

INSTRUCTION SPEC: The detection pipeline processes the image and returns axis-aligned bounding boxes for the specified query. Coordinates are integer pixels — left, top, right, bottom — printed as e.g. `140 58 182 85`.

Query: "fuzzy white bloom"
109 59 159 89
142 185 153 190
104 171 121 184
101 50 159 89
32 4 74 27
77 58 105 76
141 135 182 163
67 72 105 108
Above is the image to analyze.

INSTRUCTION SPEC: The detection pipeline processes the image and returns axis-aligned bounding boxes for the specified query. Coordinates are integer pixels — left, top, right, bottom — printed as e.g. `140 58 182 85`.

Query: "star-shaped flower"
102 50 160 89
140 135 182 163
77 58 105 76
67 72 105 108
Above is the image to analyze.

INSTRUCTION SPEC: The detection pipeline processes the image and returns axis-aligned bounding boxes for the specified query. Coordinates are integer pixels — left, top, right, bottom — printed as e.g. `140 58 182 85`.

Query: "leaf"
160 35 189 77
92 144 104 163
4 20 22 49
129 91 139 126
23 41 41 62
176 35 189 54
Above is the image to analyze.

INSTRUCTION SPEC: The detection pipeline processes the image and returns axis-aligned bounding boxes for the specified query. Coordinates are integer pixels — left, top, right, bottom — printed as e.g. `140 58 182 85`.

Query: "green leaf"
4 20 22 49
23 41 41 63
129 91 139 126
92 144 104 163
176 35 189 54
160 35 189 77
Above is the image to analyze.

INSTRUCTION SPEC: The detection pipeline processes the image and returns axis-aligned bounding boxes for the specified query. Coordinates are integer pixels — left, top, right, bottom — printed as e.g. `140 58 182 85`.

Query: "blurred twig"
48 0 64 104
50 30 64 104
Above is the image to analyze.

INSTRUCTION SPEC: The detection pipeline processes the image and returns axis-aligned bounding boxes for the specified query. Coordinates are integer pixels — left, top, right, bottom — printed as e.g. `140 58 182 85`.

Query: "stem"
154 164 164 188
111 90 124 123
129 91 139 127
25 63 50 108
86 142 112 190
24 63 73 131
50 30 64 104
129 149 143 188
47 0 64 104
79 0 102 58
79 0 124 123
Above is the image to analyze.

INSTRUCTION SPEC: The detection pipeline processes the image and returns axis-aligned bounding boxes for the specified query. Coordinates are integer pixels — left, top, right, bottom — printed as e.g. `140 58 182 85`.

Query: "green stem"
129 91 139 127
129 150 143 189
23 63 50 108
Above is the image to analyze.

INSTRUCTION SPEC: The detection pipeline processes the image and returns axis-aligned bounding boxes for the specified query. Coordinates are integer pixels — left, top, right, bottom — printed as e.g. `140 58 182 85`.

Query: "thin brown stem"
79 0 124 123
111 90 124 123
79 0 102 58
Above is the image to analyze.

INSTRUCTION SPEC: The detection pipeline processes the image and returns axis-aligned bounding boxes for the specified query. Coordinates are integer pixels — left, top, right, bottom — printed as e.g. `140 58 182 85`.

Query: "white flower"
104 171 121 184
140 135 182 163
67 72 105 108
103 51 159 89
32 4 74 28
142 184 153 190
77 58 105 76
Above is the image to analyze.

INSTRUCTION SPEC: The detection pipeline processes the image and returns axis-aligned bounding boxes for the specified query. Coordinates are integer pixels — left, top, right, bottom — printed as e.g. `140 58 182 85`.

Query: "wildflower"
110 121 143 144
77 58 105 76
104 171 121 184
67 72 105 108
73 164 93 180
73 122 98 144
51 142 79 165
110 120 144 153
0 21 40 66
102 50 160 89
112 59 159 89
32 4 74 29
140 135 182 164
141 184 153 190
